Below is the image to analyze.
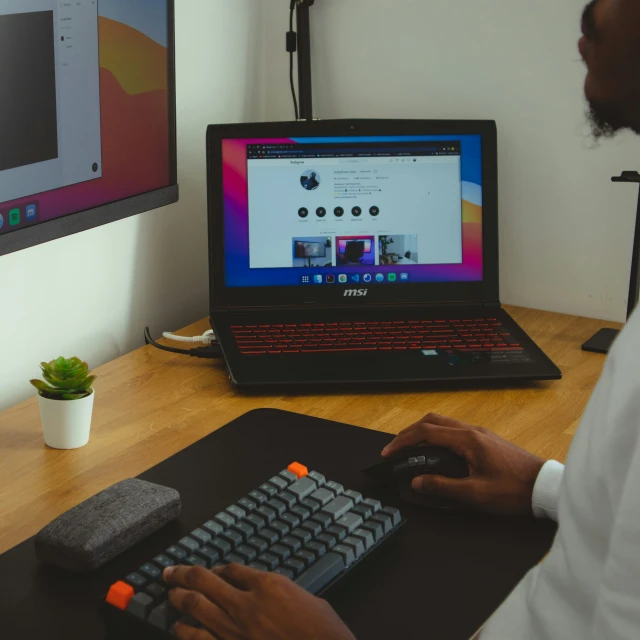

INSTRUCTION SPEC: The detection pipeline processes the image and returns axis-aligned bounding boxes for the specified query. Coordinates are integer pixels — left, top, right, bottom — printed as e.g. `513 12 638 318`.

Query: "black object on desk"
583 171 640 354
0 409 557 640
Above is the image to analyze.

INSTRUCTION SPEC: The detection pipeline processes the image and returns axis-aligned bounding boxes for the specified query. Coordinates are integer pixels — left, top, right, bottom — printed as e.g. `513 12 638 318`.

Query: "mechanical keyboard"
102 462 403 638
231 317 525 355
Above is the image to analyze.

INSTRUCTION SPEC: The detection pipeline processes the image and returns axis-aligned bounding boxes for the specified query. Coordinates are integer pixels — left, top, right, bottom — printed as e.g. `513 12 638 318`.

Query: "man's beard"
586 99 629 140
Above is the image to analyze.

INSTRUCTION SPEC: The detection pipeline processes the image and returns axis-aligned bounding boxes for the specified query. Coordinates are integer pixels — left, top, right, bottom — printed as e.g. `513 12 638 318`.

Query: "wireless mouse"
363 445 470 509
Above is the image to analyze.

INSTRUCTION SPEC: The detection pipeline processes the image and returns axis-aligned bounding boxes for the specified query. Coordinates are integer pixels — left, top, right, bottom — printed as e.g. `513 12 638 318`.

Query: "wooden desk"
0 307 620 555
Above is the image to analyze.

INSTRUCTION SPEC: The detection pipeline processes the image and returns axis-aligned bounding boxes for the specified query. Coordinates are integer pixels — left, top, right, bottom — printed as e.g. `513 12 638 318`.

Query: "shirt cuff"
531 460 565 521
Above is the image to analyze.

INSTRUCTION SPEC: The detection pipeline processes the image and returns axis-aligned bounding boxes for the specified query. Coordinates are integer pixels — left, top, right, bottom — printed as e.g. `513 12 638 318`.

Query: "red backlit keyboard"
231 319 525 356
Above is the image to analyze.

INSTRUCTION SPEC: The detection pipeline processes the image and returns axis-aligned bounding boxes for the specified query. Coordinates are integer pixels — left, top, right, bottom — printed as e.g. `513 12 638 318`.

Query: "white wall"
262 0 640 322
0 0 267 411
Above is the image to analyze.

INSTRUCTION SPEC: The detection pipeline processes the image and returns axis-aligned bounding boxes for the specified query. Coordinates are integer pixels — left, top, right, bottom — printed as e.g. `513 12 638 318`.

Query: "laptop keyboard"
231 318 525 355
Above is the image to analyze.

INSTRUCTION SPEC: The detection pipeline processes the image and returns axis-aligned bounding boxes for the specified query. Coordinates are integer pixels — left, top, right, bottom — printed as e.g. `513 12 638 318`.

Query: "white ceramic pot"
37 389 94 450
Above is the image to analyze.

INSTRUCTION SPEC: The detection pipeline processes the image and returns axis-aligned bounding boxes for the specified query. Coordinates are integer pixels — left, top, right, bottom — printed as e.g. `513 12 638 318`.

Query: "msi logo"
343 289 368 297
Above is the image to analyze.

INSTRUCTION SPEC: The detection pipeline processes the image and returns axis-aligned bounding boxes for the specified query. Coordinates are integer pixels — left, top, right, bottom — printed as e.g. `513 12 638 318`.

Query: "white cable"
162 329 216 345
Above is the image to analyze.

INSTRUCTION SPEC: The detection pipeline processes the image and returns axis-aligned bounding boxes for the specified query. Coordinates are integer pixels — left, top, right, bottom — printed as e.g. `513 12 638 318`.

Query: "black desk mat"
0 408 557 639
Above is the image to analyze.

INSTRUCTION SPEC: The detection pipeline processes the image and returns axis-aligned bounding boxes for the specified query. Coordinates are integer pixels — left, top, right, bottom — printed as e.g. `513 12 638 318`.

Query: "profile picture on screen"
300 170 321 191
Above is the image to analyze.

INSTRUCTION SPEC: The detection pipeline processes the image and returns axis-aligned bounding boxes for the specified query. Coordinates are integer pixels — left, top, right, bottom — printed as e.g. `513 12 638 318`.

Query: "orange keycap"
287 462 308 479
106 581 134 610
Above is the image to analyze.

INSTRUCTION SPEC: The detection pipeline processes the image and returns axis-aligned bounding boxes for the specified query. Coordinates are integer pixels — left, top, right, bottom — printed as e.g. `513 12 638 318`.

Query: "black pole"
296 0 314 120
582 171 640 354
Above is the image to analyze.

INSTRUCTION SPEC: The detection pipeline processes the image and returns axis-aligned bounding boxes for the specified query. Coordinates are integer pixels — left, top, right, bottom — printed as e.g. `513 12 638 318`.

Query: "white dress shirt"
480 308 640 639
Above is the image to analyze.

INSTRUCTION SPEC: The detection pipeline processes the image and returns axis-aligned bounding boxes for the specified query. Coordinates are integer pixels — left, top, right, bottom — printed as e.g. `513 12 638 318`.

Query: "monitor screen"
0 1 175 248
222 134 483 287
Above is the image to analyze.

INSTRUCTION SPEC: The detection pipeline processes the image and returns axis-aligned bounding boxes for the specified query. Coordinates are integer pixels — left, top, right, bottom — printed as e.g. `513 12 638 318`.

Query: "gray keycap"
301 520 323 537
295 552 345 594
257 528 279 546
336 512 364 534
214 511 235 528
249 490 268 505
326 524 347 542
307 540 327 558
309 488 334 506
363 498 381 513
291 505 311 521
333 544 356 567
259 483 278 498
321 496 354 521
361 520 383 542
248 561 268 571
352 504 373 521
245 513 266 530
195 546 220 568
166 546 188 562
178 536 200 553
126 572 147 590
221 530 243 548
210 537 232 556
257 505 276 523
144 582 166 601
290 527 313 545
280 535 302 553
227 504 247 521
325 481 344 495
226 553 246 565
149 601 181 630
371 513 392 534
238 497 257 513
301 497 320 514
311 512 333 529
307 471 326 486
247 536 269 554
140 563 162 580
153 554 174 569
277 491 297 509
283 558 305 576
271 520 290 537
267 498 287 516
317 533 336 550
203 520 224 537
287 477 318 500
343 536 365 558
257 553 279 570
380 506 401 526
352 528 375 550
232 521 255 541
274 567 295 580
344 489 363 504
186 555 207 567
270 544 291 563
269 476 289 491
191 528 212 546
279 469 298 484
297 549 316 567
236 544 257 563
281 512 301 529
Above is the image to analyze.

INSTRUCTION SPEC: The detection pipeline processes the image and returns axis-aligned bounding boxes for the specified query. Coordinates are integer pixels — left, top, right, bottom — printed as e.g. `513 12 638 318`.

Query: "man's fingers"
411 474 477 506
382 423 471 459
164 566 240 614
214 563 261 590
169 588 243 640
174 620 218 640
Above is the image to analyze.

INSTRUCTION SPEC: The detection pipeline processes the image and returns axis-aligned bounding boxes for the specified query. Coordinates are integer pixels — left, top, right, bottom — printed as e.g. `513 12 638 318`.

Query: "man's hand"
163 564 356 640
382 413 545 516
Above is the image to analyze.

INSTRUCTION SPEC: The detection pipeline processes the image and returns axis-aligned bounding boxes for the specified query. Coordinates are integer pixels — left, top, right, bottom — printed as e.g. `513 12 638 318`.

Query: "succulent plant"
30 357 96 401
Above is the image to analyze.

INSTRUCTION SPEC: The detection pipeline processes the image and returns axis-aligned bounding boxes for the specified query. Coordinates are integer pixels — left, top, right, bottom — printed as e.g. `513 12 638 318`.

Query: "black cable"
287 1 299 120
144 327 222 359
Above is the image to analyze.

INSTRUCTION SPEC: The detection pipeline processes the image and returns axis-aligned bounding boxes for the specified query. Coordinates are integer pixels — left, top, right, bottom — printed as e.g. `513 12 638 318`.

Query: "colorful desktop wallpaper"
0 1 170 227
222 136 484 287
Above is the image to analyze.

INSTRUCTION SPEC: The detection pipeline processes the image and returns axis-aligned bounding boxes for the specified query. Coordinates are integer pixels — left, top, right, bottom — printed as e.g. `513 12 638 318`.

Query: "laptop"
206 119 561 388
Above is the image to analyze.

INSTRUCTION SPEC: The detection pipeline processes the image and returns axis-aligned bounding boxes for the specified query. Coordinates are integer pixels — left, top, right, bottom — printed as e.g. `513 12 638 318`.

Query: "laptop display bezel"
207 119 498 309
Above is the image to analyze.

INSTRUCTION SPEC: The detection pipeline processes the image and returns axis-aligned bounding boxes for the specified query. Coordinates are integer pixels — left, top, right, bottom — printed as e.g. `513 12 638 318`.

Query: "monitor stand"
582 171 640 355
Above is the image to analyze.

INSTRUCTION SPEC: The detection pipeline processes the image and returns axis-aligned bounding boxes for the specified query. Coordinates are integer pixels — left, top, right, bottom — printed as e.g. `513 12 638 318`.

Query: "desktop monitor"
295 241 326 258
0 1 177 257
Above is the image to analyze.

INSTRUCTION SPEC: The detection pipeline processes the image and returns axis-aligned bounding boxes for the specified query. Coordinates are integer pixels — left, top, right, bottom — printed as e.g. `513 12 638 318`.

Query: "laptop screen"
222 135 483 287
